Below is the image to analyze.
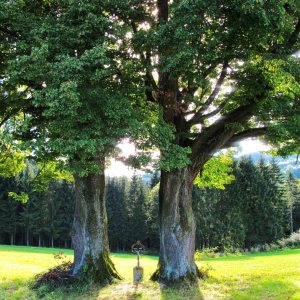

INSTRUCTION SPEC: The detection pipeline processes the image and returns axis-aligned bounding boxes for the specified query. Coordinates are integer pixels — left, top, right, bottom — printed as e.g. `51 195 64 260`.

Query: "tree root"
85 252 123 284
150 264 204 283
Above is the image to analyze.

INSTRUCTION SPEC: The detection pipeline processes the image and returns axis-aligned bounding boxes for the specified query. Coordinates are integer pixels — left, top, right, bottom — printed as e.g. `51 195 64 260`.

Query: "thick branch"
0 112 15 127
223 127 268 148
198 62 228 111
183 109 196 116
271 17 300 54
188 61 229 126
286 18 300 49
131 22 157 102
190 101 257 165
157 0 168 22
144 51 158 91
197 101 227 122
0 27 21 39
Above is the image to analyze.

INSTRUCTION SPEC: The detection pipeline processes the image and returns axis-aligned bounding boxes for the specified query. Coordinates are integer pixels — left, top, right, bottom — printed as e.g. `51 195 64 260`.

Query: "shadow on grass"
32 279 205 300
159 280 204 300
33 280 155 300
95 281 158 300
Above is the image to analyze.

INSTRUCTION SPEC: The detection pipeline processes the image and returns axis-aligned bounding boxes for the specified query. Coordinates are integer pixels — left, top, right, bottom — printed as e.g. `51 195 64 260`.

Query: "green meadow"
0 245 299 300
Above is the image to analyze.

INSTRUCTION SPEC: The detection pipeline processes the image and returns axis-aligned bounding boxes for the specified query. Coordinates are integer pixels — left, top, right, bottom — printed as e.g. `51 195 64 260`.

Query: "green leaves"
30 161 73 192
194 152 235 189
1 0 299 178
8 191 29 204
0 0 158 175
160 145 192 172
0 138 25 178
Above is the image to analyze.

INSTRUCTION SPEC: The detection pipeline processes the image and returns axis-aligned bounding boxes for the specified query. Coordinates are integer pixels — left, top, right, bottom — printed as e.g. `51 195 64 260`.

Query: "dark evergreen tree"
28 191 49 247
149 170 160 189
127 174 148 247
0 177 19 245
17 163 36 246
55 180 74 249
106 177 129 251
193 187 217 249
286 171 300 233
193 157 289 250
250 158 288 244
146 183 160 249
193 161 246 251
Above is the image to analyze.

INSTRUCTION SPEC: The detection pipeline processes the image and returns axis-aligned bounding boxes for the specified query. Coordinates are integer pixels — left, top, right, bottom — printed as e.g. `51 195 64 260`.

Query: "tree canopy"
109 0 300 170
1 0 299 283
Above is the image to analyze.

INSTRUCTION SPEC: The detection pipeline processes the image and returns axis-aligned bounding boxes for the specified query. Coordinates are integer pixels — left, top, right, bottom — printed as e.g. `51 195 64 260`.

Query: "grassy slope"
0 245 299 300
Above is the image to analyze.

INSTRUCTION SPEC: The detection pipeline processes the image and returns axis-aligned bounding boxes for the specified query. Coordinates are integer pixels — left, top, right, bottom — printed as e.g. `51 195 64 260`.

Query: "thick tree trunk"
71 156 121 283
152 167 199 281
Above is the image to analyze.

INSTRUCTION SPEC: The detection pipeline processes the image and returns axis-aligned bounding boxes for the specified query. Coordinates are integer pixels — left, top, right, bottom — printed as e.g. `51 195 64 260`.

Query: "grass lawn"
0 245 299 299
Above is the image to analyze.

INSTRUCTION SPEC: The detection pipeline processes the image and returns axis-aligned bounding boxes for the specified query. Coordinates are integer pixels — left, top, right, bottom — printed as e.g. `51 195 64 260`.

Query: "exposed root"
86 252 123 284
151 264 204 283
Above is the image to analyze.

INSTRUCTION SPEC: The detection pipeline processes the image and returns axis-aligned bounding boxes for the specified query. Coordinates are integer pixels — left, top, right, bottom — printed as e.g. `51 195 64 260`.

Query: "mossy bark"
71 156 122 283
152 167 200 282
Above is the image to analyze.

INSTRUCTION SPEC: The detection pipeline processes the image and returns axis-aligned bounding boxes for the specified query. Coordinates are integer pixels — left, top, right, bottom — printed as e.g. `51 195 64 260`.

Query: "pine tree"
146 183 160 249
55 180 74 249
193 161 246 251
29 191 49 247
127 174 148 247
17 163 36 246
193 187 220 249
286 171 300 233
254 159 288 244
0 177 19 245
149 170 160 189
106 177 129 251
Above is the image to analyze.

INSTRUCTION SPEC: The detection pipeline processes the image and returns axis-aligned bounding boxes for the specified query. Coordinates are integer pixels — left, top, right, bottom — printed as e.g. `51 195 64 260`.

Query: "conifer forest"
1 159 299 252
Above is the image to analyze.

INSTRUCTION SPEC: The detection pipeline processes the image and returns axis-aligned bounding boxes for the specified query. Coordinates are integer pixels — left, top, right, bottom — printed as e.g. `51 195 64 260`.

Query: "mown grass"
0 245 299 299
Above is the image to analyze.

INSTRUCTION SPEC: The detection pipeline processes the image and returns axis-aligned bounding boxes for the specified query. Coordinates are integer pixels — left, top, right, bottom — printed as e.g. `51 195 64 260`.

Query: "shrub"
195 247 219 260
249 230 300 253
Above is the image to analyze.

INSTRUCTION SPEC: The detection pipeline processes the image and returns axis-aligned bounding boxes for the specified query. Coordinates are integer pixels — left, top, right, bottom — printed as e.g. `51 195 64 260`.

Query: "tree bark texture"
71 156 121 283
152 167 199 281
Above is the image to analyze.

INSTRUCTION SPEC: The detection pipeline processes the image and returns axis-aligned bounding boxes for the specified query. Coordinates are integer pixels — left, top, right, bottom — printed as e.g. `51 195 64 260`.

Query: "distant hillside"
141 153 300 182
239 153 300 178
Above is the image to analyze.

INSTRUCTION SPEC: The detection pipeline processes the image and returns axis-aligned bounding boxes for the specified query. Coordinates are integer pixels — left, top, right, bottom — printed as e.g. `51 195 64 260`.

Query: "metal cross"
132 241 144 267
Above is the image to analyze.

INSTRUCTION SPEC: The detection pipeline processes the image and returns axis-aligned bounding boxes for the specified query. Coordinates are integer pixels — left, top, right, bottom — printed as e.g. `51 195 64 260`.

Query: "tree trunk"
152 167 199 281
10 233 14 245
290 206 294 234
71 156 121 283
26 229 29 246
38 234 41 247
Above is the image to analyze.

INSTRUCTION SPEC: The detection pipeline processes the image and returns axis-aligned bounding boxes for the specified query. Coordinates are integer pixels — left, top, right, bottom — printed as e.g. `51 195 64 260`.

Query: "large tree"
0 0 163 282
111 0 300 281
